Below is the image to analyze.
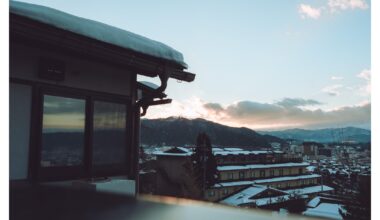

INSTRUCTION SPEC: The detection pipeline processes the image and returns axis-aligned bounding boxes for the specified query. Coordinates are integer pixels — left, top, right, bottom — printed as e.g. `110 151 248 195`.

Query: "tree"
191 132 219 197
340 174 371 220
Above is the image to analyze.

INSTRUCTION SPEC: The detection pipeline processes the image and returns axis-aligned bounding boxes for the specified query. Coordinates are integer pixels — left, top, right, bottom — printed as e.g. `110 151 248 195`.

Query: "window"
239 171 245 179
223 188 228 195
41 95 86 167
37 90 130 180
92 101 127 167
279 169 284 176
260 170 266 178
208 190 215 197
270 169 275 176
299 168 303 174
228 173 234 180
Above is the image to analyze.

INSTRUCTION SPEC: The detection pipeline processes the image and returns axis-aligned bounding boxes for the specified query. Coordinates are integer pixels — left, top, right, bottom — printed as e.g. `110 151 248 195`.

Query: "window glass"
239 171 245 179
41 95 85 167
260 170 265 177
92 101 127 165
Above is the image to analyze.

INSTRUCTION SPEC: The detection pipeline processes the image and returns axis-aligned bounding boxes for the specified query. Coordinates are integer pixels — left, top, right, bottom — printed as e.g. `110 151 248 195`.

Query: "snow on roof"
152 146 193 157
253 195 307 207
285 185 334 196
213 174 320 188
217 162 310 171
224 148 243 151
212 149 284 156
307 197 321 208
221 186 307 207
10 1 187 68
303 203 344 220
152 152 192 157
220 185 268 206
306 166 316 172
213 181 253 188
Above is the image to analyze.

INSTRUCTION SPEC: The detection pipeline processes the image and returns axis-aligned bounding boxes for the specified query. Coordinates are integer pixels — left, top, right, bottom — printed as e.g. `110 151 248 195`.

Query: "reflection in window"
41 95 85 167
92 101 127 165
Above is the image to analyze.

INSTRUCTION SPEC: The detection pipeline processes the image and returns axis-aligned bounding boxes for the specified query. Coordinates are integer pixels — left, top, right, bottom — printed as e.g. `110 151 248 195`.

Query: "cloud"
43 95 85 114
331 76 344 80
357 68 371 96
298 4 322 19
298 0 368 19
144 97 370 130
357 68 371 81
322 84 343 96
275 98 322 107
218 100 370 129
328 0 369 12
203 103 224 113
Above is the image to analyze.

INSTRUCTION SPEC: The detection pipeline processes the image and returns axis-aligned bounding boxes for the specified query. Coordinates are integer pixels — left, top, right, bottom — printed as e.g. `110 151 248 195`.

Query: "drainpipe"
134 68 172 195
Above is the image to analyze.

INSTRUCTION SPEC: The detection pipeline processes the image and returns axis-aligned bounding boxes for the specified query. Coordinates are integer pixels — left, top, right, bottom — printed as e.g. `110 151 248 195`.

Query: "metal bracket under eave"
138 98 172 116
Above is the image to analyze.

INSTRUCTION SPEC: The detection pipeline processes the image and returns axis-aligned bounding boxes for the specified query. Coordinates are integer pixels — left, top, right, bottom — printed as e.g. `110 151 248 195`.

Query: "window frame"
35 86 132 181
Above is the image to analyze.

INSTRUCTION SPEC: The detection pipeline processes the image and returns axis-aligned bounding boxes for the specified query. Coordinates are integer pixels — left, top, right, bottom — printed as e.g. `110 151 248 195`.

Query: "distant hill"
140 117 285 148
258 127 371 143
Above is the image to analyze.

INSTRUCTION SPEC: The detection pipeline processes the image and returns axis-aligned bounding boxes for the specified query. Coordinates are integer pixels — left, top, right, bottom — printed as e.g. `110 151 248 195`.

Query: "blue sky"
15 0 371 130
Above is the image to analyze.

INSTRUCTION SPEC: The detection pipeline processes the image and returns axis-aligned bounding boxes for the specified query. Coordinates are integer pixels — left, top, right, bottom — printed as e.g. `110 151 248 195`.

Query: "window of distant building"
270 170 275 176
228 173 234 180
260 170 265 178
299 168 303 174
239 171 245 179
37 89 130 180
223 188 228 195
279 169 284 176
208 190 215 197
251 171 255 178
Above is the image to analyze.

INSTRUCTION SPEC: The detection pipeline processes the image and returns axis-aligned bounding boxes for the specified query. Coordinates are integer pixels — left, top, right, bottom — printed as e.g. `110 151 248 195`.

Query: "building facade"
10 1 194 195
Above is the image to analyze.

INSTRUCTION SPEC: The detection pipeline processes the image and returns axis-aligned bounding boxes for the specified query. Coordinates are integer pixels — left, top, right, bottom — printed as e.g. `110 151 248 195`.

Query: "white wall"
10 83 32 180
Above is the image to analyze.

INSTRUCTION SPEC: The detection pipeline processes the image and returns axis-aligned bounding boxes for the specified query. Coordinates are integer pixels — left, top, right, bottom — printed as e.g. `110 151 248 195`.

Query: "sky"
15 0 371 130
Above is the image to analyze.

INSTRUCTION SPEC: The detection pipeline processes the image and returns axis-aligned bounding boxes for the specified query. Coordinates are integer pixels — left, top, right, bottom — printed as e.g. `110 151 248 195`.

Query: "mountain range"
141 117 371 147
258 127 371 143
141 117 284 149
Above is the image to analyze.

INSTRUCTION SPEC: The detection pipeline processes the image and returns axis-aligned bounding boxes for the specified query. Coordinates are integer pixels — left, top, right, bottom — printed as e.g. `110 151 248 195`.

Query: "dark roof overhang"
10 13 195 83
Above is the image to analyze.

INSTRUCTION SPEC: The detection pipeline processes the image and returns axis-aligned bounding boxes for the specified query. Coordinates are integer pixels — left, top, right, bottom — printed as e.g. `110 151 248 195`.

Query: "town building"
153 147 334 210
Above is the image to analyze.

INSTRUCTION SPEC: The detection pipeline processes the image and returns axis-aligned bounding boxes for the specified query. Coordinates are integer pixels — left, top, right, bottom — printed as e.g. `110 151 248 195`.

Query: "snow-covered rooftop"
220 185 269 206
213 149 284 156
10 1 187 68
285 185 334 196
153 147 193 157
217 162 310 171
303 203 344 220
220 185 307 207
212 174 320 188
306 166 316 172
307 196 321 208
